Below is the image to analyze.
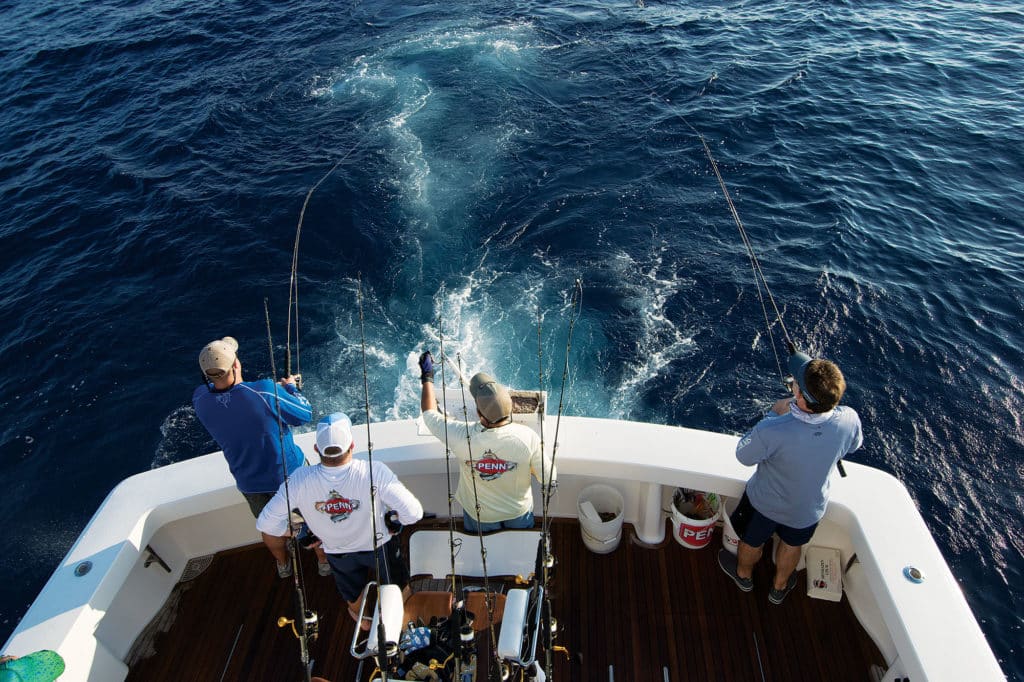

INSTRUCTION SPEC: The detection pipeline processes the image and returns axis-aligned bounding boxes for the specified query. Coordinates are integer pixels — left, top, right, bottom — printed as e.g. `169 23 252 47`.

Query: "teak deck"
126 519 884 681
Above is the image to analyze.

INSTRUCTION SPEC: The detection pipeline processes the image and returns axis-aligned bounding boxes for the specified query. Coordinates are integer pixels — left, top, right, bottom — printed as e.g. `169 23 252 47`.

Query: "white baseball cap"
316 412 353 456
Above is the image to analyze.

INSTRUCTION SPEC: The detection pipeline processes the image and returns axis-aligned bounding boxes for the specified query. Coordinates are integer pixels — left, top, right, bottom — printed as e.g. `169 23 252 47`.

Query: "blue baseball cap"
787 352 819 404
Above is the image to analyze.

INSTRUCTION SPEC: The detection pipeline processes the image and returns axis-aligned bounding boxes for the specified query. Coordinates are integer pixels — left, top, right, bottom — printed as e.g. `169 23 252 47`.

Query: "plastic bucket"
671 490 720 549
720 496 741 555
578 484 624 554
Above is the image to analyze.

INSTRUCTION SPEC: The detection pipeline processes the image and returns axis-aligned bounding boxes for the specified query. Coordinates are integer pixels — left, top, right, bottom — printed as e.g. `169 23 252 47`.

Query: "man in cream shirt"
417 352 555 532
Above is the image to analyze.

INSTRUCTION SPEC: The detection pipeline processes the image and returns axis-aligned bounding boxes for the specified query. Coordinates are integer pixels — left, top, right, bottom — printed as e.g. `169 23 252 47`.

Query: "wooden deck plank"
126 518 884 681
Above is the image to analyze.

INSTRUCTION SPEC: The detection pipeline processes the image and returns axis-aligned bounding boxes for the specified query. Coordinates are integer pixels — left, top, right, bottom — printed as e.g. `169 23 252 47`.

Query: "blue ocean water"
1 0 1021 675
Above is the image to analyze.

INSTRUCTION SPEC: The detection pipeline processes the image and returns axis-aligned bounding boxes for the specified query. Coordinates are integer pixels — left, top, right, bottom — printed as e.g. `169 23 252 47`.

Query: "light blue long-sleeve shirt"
736 402 863 529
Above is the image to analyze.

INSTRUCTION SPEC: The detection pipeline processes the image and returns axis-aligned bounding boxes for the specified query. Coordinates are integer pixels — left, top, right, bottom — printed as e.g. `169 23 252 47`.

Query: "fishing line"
691 130 791 380
356 274 392 677
603 21 796 382
263 298 315 682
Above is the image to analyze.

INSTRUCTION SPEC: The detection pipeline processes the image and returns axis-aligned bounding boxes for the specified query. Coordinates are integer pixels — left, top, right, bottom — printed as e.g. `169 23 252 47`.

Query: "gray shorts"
243 491 275 518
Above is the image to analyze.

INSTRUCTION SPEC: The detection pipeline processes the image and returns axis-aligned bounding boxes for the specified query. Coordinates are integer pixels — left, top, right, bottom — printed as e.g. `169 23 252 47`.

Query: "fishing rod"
544 279 581 526
535 303 554 681
264 298 317 682
285 162 342 385
451 351 502 681
686 132 847 476
284 112 381 383
427 320 481 681
532 279 583 681
355 274 397 680
435 318 462 600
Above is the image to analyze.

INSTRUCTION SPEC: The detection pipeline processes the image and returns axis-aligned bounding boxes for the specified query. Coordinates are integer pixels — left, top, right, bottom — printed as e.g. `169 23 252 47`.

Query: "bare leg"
347 598 371 631
262 532 289 565
736 540 762 581
773 540 802 590
314 546 328 565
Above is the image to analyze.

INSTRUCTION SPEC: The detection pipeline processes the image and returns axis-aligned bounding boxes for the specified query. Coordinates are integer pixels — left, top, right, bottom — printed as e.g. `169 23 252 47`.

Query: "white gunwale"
2 416 1004 681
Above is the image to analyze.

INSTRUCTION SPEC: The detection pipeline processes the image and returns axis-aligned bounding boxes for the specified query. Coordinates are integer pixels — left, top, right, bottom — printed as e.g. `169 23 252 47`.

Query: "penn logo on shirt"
470 452 517 481
315 490 361 522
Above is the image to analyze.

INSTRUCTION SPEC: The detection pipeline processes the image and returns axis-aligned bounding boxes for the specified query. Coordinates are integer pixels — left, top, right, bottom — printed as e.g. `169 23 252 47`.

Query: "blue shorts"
325 537 409 603
462 510 535 533
732 492 817 548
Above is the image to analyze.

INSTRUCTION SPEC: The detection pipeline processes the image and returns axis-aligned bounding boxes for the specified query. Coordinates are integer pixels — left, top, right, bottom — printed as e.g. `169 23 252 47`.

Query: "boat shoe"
318 561 332 577
768 573 798 605
277 562 293 579
717 549 753 592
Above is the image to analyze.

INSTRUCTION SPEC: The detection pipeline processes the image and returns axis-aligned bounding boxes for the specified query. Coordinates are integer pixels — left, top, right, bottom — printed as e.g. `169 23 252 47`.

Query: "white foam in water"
605 249 696 419
292 21 662 422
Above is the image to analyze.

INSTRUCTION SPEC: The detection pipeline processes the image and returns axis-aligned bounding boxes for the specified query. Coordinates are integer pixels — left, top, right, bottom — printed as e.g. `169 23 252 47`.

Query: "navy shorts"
326 537 409 603
731 492 817 548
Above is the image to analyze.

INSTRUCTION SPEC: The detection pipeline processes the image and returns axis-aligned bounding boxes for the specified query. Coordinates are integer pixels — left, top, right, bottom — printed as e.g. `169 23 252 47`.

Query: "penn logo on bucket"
670 489 720 549
680 523 714 545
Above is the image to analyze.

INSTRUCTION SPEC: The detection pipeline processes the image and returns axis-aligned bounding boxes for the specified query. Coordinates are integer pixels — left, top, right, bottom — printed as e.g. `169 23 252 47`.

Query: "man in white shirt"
257 413 423 627
417 352 555 532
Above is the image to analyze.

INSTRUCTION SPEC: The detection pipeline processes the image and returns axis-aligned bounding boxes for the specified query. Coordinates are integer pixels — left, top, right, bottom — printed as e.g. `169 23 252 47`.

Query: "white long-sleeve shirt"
257 458 423 554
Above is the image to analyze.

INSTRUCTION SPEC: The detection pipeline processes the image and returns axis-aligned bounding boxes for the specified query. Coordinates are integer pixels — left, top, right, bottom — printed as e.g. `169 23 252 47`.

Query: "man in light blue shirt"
718 352 863 604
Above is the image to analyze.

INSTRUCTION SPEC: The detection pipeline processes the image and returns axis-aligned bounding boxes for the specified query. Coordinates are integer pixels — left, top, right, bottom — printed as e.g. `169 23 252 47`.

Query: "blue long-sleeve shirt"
736 403 863 529
193 378 312 493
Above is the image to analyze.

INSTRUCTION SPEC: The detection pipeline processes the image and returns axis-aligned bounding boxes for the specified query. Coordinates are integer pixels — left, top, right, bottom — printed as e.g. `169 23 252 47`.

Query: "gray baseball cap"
787 351 819 404
469 372 513 424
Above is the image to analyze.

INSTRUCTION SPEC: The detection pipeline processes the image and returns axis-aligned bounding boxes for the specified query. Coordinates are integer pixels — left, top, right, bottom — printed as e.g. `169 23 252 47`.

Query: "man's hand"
771 398 792 415
385 510 403 534
418 351 435 384
279 374 302 389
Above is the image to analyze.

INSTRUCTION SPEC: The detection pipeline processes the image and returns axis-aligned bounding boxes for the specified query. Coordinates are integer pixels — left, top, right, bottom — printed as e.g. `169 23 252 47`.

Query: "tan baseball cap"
469 372 512 424
199 336 239 379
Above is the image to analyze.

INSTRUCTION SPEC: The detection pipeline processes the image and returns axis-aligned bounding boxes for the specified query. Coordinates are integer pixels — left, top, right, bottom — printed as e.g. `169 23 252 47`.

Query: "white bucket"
577 484 624 554
671 490 720 549
721 496 741 555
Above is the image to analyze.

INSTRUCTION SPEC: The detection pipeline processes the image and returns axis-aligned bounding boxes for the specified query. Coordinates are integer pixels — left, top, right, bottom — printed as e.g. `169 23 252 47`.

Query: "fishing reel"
277 609 319 642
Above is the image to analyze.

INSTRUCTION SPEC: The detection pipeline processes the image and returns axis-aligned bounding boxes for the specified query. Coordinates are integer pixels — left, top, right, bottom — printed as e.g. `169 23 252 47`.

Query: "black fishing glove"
418 351 435 383
385 510 403 534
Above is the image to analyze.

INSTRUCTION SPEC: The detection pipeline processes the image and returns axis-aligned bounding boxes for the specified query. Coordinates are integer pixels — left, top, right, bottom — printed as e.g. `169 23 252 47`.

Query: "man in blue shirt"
193 336 324 577
718 352 863 604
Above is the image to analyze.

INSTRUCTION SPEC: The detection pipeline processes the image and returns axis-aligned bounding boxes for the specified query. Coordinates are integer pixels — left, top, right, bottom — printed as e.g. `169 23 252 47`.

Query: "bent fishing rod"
264 298 317 682
284 112 380 383
689 130 847 477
